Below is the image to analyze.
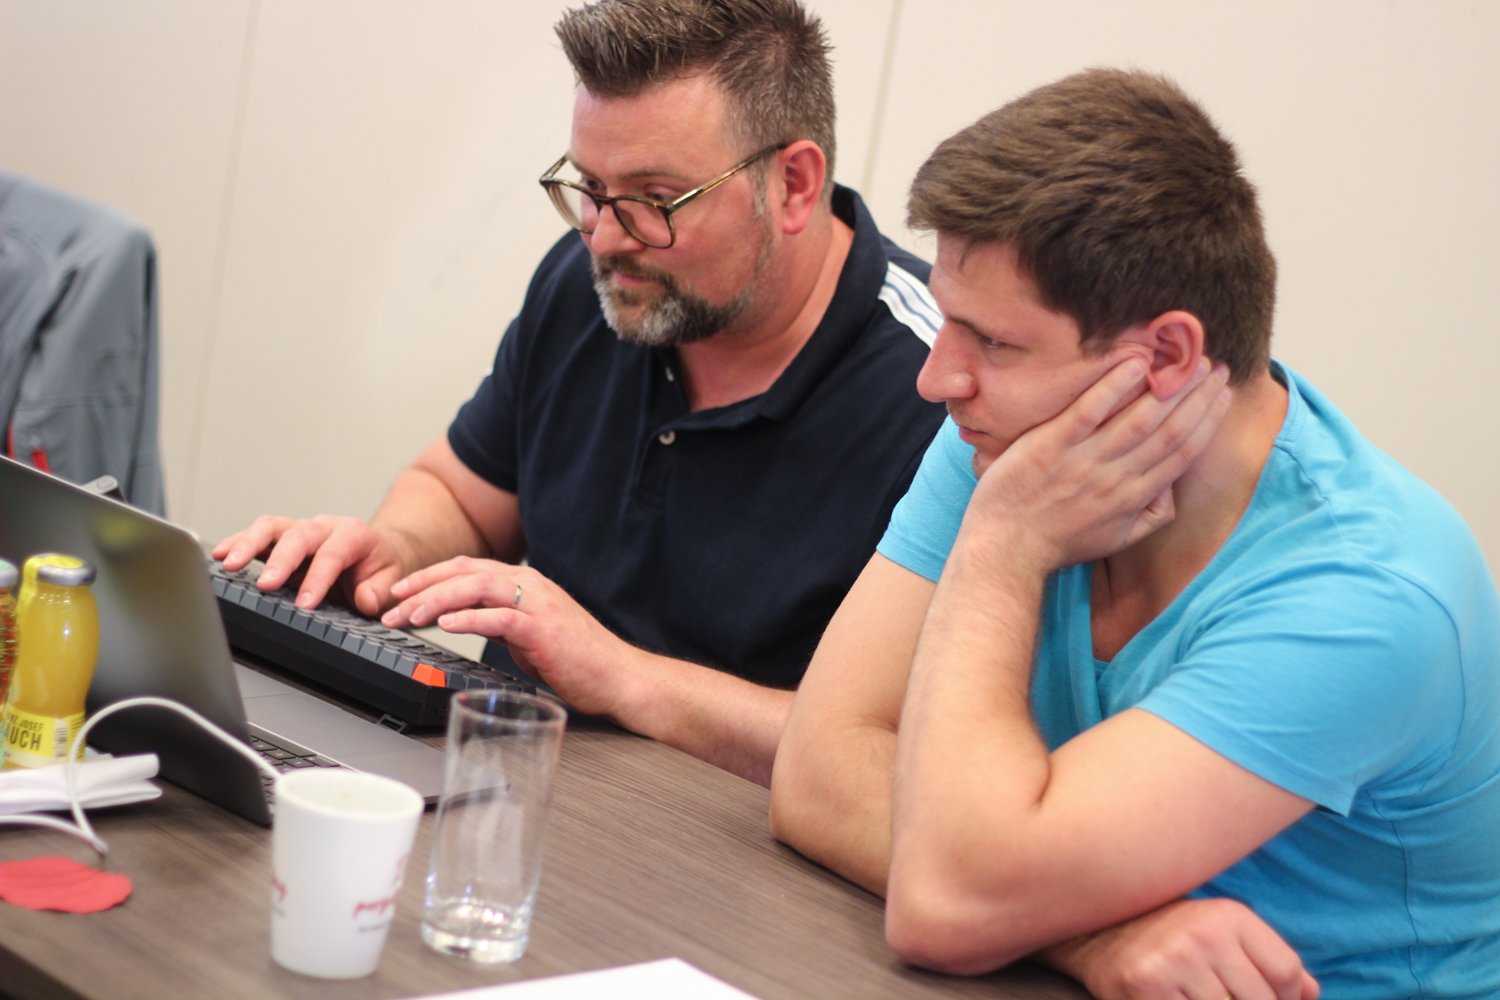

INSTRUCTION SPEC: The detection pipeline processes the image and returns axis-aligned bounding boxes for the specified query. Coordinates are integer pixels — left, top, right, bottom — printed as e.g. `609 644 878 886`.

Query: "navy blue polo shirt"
448 185 944 689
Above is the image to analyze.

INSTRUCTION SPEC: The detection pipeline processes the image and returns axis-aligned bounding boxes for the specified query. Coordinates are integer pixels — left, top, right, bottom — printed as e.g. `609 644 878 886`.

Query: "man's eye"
979 337 1009 351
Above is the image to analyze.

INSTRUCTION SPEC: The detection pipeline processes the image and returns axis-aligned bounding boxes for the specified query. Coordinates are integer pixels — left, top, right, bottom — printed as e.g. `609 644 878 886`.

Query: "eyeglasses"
539 142 788 249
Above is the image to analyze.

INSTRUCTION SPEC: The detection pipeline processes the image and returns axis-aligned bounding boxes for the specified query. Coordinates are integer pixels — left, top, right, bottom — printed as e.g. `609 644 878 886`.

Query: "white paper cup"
270 768 423 979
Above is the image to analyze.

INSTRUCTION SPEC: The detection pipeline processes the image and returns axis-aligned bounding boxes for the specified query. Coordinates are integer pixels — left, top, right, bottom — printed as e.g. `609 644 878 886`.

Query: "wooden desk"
0 721 1089 999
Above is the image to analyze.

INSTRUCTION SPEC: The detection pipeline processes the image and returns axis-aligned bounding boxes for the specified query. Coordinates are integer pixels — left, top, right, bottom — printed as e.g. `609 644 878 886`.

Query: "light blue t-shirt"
879 364 1500 999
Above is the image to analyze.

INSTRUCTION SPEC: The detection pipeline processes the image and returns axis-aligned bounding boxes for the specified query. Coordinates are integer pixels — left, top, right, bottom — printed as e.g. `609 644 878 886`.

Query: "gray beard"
590 205 773 348
591 260 756 348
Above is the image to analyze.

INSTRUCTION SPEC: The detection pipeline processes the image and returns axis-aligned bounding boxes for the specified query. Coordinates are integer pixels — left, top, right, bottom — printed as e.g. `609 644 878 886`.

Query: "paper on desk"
0 754 161 815
404 958 758 999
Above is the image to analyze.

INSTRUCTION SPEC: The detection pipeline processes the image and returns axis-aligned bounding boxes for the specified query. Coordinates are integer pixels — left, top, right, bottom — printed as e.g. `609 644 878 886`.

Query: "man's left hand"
381 557 637 719
964 358 1231 578
1045 898 1319 1000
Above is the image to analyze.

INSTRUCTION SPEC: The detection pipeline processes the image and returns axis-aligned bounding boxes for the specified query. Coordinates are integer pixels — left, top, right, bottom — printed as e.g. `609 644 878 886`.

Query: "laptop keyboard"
247 722 344 803
209 559 532 728
247 723 343 773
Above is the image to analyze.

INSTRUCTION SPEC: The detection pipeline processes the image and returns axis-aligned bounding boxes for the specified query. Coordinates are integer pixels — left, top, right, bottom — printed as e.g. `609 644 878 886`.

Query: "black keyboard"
209 559 531 728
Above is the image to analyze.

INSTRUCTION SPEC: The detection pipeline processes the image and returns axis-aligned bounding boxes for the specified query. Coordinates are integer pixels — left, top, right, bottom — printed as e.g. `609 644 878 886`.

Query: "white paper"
402 958 759 999
0 753 161 815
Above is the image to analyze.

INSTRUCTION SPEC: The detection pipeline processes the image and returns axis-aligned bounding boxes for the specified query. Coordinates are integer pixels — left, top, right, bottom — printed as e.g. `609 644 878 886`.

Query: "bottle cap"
0 559 15 590
23 552 83 575
36 559 97 587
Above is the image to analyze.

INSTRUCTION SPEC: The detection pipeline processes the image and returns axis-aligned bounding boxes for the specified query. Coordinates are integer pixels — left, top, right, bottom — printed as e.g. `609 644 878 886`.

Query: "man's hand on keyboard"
381 557 636 720
212 514 411 617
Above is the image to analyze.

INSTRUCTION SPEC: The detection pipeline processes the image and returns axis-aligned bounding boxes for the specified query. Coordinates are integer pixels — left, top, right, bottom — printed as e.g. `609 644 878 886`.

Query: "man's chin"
595 283 660 343
969 444 1007 479
601 312 655 346
600 302 677 348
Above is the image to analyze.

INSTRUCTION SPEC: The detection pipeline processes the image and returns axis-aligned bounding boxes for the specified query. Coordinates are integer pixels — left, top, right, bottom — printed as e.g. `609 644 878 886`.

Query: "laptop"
0 455 445 825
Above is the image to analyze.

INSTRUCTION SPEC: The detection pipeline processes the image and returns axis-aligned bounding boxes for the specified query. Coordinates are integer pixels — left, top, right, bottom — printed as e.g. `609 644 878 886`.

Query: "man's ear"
774 140 827 236
1118 311 1207 400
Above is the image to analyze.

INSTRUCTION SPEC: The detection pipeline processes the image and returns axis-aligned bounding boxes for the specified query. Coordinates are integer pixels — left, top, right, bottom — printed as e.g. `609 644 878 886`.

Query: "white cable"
0 811 110 853
0 696 281 857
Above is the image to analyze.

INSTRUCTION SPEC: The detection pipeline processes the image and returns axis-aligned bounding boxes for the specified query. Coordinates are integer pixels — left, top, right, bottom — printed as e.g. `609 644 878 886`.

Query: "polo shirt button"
658 431 676 446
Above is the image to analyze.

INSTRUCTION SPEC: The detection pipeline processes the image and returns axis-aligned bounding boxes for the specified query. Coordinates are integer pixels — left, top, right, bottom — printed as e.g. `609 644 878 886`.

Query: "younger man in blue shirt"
771 68 1500 998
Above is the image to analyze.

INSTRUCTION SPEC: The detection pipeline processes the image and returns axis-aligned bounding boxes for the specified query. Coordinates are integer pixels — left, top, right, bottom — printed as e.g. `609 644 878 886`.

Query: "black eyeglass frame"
538 142 790 249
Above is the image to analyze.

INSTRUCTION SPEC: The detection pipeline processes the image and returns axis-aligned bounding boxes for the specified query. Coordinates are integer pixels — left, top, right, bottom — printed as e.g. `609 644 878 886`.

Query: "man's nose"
916 326 976 403
585 203 646 257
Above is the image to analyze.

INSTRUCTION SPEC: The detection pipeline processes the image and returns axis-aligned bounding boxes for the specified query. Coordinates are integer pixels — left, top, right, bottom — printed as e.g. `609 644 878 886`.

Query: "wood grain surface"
0 718 1089 999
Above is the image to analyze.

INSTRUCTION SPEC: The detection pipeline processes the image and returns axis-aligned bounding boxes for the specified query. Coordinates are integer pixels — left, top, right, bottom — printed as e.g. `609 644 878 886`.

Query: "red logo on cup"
352 894 397 919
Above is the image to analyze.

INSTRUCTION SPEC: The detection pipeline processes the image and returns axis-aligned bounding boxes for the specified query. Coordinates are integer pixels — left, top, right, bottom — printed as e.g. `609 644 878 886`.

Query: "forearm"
887 529 1057 970
369 465 495 572
769 555 931 896
1032 927 1115 988
611 650 795 786
1031 916 1177 991
769 720 897 896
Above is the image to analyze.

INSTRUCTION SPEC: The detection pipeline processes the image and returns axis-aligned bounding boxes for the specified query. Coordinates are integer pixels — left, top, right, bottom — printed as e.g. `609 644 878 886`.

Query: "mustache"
592 255 676 289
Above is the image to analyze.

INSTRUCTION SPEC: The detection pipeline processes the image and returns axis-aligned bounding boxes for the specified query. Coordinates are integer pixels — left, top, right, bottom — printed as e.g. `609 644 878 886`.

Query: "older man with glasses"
214 0 944 784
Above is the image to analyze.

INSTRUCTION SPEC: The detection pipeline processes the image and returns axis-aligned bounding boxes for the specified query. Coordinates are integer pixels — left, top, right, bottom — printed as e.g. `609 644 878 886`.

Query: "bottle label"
2 707 85 769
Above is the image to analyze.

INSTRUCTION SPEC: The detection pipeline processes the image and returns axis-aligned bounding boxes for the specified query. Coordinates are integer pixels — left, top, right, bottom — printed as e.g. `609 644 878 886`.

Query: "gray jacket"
0 172 165 514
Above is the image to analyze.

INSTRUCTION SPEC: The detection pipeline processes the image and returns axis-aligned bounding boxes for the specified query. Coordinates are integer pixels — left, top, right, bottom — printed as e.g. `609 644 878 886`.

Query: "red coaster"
0 856 133 913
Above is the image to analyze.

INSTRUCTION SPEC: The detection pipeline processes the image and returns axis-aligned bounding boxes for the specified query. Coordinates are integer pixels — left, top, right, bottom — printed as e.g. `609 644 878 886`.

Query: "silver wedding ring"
512 582 523 609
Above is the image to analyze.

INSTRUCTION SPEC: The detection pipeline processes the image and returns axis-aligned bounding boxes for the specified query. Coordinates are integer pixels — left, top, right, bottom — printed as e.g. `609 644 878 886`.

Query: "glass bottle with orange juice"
3 555 99 770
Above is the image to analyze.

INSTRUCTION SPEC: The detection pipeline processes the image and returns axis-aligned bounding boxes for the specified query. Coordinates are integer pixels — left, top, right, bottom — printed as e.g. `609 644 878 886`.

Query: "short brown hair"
908 68 1276 383
555 0 836 196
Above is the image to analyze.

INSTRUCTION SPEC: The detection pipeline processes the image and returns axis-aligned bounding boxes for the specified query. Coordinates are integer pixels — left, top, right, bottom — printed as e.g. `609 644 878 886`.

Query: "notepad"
0 754 160 815
401 958 758 999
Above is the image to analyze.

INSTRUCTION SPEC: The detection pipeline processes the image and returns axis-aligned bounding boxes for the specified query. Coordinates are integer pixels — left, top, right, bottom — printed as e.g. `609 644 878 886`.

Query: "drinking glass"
421 689 566 963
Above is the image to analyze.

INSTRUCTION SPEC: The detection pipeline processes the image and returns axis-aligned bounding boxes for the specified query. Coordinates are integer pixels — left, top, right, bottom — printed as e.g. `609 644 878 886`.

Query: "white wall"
2 0 1497 574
